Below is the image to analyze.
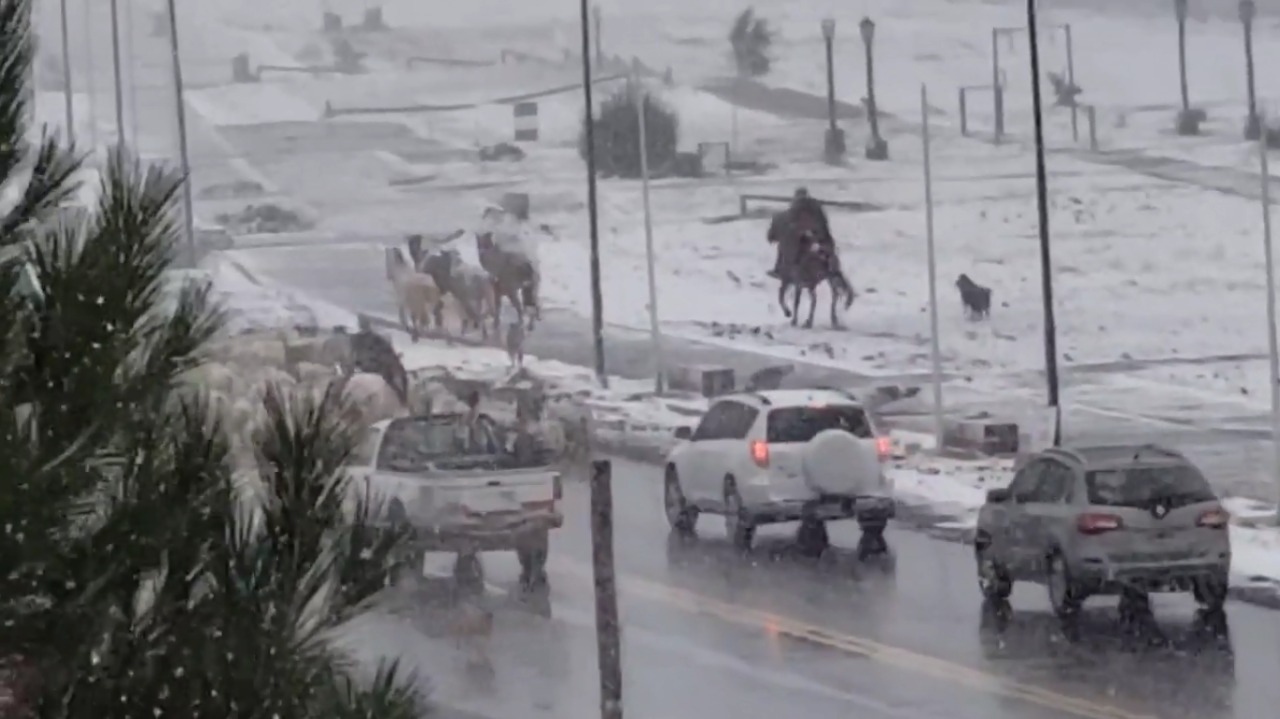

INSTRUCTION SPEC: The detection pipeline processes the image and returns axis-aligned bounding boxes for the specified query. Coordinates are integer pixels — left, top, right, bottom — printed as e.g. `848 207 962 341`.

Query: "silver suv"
974 444 1231 619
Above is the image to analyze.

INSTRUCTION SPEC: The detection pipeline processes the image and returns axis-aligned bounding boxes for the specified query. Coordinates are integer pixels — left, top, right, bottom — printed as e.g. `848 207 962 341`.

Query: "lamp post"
1173 0 1201 134
581 0 607 387
821 19 845 163
860 17 888 160
1240 0 1261 140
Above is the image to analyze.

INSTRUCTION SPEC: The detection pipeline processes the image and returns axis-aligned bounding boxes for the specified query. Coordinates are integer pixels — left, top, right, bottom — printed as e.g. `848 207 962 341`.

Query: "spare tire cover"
802 429 881 495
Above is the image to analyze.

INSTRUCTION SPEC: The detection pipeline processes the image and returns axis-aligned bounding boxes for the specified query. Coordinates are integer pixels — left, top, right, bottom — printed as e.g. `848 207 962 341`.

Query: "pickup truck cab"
346 413 563 590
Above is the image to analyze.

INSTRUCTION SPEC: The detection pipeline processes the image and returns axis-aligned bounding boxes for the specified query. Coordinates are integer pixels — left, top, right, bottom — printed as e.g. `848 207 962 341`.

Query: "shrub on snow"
579 84 680 179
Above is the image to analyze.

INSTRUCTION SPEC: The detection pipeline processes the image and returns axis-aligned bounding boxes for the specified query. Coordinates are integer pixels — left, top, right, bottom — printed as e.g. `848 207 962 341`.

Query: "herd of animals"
180 325 592 473
385 219 540 368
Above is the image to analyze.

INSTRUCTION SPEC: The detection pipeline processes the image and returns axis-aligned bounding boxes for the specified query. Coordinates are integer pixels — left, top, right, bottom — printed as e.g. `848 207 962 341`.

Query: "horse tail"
835 271 856 308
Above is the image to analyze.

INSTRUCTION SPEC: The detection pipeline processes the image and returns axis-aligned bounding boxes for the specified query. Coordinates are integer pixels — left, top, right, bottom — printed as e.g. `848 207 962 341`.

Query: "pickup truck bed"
347 415 563 561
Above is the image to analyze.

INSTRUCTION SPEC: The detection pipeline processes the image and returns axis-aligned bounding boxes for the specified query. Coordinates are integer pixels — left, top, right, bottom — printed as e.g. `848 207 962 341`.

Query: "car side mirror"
674 426 693 440
986 488 1011 504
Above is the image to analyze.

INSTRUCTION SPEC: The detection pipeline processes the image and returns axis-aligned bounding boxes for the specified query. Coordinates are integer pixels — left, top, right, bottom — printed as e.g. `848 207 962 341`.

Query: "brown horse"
476 232 540 334
776 232 855 329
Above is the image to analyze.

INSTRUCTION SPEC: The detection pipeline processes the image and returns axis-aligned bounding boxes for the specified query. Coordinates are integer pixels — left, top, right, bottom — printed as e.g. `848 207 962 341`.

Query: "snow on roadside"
166 255 359 333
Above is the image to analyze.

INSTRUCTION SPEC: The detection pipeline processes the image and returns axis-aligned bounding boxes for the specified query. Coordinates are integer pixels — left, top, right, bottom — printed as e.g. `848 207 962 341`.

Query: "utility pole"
1026 0 1062 445
921 84 944 449
1240 0 1260 140
125 0 139 143
165 0 196 262
58 0 74 144
109 0 126 149
1253 115 1280 525
580 0 607 386
632 59 665 394
590 460 623 719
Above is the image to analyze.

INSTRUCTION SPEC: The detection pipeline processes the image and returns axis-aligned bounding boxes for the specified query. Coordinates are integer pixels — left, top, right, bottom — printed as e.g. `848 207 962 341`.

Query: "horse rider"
768 187 835 279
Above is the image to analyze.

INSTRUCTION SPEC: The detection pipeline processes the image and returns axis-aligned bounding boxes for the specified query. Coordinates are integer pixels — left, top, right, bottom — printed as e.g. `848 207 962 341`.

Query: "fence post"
590 460 623 719
1087 105 1098 151
994 83 1004 142
958 88 968 136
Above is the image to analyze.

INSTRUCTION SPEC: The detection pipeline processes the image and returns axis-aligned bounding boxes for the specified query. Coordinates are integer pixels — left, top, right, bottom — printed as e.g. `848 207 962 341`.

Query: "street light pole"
991 28 1003 143
125 0 139 144
165 0 196 263
1252 113 1280 525
593 5 603 67
108 0 126 150
581 0 608 387
1063 23 1078 143
1174 0 1190 111
83 0 98 149
821 19 845 163
631 59 665 395
1174 0 1201 135
1026 0 1062 445
58 0 74 145
860 17 888 160
920 84 944 448
1240 0 1260 141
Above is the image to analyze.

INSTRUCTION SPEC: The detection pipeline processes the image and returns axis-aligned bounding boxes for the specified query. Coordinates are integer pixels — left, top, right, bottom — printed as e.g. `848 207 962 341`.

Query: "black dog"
955 273 992 320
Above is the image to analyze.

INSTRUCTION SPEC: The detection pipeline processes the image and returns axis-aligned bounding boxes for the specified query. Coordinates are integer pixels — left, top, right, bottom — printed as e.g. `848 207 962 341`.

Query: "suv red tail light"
1197 507 1229 529
1077 512 1123 535
749 440 770 468
875 436 892 461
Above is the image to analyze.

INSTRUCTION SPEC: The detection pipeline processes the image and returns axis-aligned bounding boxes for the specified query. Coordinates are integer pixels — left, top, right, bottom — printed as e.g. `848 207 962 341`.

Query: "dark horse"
774 228 855 329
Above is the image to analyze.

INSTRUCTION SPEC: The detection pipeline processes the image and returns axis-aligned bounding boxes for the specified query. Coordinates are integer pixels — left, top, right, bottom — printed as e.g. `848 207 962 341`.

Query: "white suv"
663 388 895 559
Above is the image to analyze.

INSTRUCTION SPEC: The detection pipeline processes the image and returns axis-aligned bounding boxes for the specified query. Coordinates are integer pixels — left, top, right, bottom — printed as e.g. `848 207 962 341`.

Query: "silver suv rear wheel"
1046 553 1084 618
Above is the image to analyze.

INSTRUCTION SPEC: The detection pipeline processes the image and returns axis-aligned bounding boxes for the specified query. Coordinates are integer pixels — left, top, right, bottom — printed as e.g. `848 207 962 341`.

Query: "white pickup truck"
346 413 563 591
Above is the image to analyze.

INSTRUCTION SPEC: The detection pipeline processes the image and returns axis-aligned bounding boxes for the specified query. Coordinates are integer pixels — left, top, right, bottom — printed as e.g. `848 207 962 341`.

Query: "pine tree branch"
1 131 86 240
0 0 33 191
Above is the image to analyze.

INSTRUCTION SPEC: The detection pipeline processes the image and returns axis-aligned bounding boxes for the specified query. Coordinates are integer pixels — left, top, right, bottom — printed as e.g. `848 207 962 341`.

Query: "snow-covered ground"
169 255 359 332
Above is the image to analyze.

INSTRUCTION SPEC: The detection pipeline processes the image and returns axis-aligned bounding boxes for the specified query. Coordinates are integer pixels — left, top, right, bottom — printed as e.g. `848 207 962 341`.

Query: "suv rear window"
766 405 872 443
1085 465 1216 508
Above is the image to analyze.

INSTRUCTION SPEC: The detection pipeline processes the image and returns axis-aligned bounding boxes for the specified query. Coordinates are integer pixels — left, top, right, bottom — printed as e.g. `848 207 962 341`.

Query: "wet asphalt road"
351 457 1277 719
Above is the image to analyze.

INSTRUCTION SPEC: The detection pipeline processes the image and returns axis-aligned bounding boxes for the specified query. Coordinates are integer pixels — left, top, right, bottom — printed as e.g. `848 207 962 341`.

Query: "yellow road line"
550 559 1159 719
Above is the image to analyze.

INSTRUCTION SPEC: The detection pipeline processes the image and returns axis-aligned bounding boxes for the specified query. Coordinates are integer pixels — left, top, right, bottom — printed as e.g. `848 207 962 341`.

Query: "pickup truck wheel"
518 547 549 590
664 468 698 534
856 525 889 560
796 519 829 558
723 479 754 552
454 552 485 596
